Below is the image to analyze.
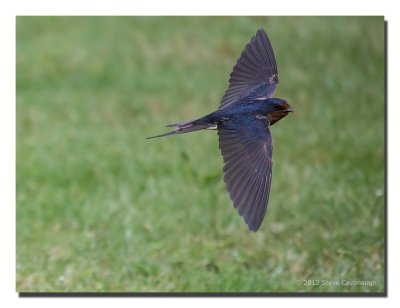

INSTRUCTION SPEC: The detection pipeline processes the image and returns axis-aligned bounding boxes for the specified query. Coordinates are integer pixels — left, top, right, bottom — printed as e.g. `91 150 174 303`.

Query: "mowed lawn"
16 16 385 292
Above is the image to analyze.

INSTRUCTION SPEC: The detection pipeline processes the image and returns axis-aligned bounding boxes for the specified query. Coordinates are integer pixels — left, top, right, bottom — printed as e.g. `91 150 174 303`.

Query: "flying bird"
148 28 292 231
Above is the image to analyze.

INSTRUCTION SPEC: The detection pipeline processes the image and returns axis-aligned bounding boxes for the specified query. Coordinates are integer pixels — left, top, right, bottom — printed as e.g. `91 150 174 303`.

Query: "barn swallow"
148 29 292 231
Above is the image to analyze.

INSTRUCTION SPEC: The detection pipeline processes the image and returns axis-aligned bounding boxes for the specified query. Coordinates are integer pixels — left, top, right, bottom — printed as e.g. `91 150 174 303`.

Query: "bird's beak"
284 107 293 113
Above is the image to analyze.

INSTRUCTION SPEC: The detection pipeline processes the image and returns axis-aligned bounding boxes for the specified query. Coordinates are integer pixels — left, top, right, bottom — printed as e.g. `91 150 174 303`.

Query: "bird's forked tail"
146 119 213 139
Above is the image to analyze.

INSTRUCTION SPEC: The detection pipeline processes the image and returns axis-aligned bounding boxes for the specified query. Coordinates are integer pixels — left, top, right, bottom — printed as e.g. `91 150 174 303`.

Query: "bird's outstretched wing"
218 114 273 231
219 28 279 110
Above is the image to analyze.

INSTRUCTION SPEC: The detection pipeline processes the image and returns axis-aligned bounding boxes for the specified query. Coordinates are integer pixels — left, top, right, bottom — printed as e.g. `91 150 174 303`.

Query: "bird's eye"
273 104 280 110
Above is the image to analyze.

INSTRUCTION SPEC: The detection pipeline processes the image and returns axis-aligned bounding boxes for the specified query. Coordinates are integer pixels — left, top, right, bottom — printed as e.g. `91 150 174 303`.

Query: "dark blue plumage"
147 29 292 231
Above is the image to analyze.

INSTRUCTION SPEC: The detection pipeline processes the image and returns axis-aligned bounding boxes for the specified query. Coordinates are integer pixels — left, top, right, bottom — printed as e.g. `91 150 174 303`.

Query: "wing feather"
219 29 279 110
218 114 273 231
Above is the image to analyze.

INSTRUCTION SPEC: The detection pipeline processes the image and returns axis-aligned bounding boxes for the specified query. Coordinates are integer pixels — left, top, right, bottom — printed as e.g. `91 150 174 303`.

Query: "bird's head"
265 98 293 125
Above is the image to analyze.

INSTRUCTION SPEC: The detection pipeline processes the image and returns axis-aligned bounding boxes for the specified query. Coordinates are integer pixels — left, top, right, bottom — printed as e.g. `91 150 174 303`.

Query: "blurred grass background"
16 16 385 292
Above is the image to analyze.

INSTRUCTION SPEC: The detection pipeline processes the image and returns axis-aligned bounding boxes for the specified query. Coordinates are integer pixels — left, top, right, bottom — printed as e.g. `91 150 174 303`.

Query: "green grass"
16 16 385 293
